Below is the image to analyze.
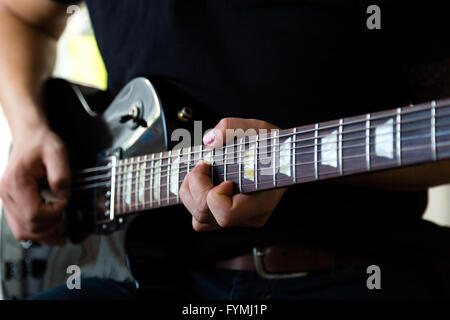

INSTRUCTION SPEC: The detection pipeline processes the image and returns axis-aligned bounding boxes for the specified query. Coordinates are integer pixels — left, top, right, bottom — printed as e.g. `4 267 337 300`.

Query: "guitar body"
41 78 216 295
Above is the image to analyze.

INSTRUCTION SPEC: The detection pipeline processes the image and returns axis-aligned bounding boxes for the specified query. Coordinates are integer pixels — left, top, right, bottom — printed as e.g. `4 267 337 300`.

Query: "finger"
5 209 65 243
207 181 275 228
191 218 220 232
12 181 65 225
184 161 218 225
42 142 71 199
203 118 279 148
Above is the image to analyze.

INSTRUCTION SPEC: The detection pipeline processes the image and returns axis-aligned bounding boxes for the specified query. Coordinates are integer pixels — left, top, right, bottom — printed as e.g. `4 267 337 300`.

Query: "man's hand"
0 126 70 246
179 118 287 232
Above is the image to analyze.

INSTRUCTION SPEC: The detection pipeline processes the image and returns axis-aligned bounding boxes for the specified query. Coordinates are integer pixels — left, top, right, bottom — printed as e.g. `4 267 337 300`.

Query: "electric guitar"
38 77 450 293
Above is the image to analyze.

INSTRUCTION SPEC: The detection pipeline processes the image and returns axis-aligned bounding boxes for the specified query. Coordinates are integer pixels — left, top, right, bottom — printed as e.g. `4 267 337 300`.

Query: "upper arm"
0 0 71 39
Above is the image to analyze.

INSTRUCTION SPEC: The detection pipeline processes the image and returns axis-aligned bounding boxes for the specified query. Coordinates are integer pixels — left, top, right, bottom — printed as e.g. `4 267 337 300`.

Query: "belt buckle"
253 247 309 280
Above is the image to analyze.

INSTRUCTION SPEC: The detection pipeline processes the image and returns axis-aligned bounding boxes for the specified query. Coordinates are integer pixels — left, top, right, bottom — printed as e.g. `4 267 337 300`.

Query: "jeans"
28 220 450 300
28 277 137 300
27 260 449 300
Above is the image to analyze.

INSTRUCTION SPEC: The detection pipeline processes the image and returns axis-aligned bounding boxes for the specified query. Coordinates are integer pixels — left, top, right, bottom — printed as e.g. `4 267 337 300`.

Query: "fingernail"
203 130 215 145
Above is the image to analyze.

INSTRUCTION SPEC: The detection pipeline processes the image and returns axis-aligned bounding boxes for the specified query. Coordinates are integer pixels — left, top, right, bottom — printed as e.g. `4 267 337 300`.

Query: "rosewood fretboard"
101 98 450 221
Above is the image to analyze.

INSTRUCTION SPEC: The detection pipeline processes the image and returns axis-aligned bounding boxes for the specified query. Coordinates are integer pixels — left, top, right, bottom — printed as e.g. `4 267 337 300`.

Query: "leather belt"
212 243 374 279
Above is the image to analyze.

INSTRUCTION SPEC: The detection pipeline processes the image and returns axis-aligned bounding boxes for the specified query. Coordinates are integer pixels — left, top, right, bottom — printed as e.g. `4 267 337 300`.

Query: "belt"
212 243 374 279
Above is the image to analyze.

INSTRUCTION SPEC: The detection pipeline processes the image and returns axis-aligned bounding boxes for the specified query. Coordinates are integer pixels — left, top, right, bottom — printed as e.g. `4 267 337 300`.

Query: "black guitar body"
42 78 219 297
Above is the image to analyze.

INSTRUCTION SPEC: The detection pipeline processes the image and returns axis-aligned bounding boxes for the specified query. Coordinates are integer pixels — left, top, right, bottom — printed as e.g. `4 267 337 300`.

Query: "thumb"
206 180 234 217
42 144 71 200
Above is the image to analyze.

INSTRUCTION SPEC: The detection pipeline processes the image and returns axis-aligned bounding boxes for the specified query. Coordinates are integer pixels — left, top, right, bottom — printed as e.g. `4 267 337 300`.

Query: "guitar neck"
113 97 450 216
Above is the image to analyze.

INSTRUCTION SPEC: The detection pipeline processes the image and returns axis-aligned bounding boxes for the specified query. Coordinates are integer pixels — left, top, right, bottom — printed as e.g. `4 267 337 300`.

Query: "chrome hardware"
109 155 118 220
253 247 308 280
119 101 147 129
20 240 34 250
431 101 437 161
177 106 193 122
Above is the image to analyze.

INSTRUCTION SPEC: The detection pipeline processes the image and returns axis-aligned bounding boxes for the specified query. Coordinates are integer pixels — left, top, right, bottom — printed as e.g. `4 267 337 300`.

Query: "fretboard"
112 97 450 216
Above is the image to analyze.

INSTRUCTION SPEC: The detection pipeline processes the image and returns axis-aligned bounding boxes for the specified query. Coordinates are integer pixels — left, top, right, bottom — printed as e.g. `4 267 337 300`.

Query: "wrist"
8 106 50 141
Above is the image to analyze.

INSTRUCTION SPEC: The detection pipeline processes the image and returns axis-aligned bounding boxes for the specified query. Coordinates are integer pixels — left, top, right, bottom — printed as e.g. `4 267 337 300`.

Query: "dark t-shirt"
56 0 449 257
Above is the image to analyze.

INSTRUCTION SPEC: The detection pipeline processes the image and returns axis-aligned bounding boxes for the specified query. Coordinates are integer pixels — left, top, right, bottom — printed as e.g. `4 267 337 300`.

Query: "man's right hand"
0 125 71 246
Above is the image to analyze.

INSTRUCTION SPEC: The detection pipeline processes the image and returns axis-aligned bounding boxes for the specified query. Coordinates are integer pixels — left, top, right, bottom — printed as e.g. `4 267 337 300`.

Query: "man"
0 0 449 299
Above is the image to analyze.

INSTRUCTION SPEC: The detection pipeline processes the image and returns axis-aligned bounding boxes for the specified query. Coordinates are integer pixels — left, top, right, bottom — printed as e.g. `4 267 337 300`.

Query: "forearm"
0 0 67 138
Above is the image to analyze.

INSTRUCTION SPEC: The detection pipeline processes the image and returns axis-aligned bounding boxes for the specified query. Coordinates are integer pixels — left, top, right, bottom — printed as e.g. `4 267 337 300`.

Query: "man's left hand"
179 118 287 232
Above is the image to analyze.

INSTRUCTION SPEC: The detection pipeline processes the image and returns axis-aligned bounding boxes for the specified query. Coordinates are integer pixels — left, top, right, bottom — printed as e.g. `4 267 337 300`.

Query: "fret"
192 145 201 167
294 124 315 183
158 152 163 206
275 129 294 187
120 160 125 213
342 114 366 175
239 137 244 192
436 98 450 160
212 146 224 184
431 100 437 161
224 145 228 182
292 128 297 183
366 114 371 171
203 146 213 166
242 136 257 192
139 155 147 208
255 134 259 190
115 162 121 215
127 159 133 210
318 120 340 179
272 130 278 187
167 150 171 205
226 141 239 191
176 149 181 202
134 157 139 211
109 156 117 220
396 108 402 166
314 124 318 179
278 134 291 176
338 119 343 175
371 109 399 170
398 103 433 166
150 153 154 207
244 138 255 181
178 147 188 193
211 148 215 184
187 146 192 173
121 159 125 212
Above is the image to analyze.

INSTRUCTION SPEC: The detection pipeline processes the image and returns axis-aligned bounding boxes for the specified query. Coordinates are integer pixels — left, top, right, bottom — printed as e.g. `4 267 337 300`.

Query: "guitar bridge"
93 148 124 234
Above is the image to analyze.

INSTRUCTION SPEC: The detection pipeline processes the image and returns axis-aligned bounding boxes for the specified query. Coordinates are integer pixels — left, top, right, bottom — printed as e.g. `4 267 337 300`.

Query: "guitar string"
110 138 445 203
102 127 446 189
72 118 436 184
73 128 437 192
74 126 450 192
107 138 450 214
72 101 450 177
72 122 450 189
72 138 448 215
72 110 450 185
